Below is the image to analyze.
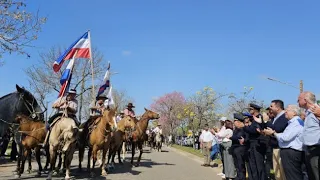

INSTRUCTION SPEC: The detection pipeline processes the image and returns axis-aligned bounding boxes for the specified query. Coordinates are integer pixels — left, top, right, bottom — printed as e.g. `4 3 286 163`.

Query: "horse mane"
0 92 17 100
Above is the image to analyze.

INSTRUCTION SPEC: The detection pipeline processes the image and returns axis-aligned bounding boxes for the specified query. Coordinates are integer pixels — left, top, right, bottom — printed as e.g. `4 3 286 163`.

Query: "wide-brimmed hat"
68 89 77 94
127 103 135 108
97 95 108 100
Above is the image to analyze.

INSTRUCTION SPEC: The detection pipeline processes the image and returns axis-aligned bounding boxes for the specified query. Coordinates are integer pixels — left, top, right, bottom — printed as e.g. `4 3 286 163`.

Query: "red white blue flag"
53 31 91 72
58 57 75 97
96 63 111 99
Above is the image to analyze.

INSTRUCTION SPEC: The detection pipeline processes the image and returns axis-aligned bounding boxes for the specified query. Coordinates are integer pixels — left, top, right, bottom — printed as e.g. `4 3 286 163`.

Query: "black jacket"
231 128 248 147
265 113 288 148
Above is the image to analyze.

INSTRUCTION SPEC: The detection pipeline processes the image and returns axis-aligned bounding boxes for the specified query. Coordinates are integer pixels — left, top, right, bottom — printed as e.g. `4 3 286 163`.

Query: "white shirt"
215 126 227 143
153 127 162 134
200 130 214 143
54 96 78 115
146 130 150 134
221 129 233 142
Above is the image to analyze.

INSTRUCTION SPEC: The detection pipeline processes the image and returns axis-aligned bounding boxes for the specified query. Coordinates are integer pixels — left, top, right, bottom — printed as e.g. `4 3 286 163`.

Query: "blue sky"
1 1 320 115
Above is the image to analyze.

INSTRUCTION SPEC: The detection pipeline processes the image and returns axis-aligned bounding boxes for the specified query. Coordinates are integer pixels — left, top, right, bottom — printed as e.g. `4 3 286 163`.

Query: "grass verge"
171 144 222 164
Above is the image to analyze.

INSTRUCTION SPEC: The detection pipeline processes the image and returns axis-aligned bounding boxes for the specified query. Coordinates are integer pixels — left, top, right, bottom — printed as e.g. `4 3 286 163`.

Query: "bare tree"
25 46 106 122
112 88 134 113
0 0 47 65
226 86 265 117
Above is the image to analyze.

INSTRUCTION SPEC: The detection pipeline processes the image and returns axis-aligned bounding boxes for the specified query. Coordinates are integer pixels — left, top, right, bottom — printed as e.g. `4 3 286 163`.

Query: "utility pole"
299 80 303 93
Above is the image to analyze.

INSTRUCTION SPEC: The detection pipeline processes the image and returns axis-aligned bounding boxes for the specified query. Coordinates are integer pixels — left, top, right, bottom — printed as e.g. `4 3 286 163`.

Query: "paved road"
0 146 222 180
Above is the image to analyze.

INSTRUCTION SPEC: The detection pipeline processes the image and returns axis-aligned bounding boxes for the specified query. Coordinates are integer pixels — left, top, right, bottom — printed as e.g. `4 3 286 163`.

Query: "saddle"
50 114 79 129
82 115 103 141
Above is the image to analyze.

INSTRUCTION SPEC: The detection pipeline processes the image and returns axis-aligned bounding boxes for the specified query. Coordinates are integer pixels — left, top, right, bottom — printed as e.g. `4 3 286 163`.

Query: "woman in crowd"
214 119 236 179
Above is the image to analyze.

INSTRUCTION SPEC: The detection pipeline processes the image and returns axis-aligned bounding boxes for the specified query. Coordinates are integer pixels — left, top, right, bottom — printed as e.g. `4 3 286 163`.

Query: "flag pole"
88 30 95 102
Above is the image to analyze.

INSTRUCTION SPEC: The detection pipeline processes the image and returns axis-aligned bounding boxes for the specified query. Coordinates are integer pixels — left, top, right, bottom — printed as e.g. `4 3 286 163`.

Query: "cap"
127 103 135 108
242 112 253 117
234 113 244 122
219 117 227 122
204 123 209 127
68 89 77 94
249 103 262 111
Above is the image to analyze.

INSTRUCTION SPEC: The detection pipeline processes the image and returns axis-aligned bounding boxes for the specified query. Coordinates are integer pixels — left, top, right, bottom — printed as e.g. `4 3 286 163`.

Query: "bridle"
17 92 45 120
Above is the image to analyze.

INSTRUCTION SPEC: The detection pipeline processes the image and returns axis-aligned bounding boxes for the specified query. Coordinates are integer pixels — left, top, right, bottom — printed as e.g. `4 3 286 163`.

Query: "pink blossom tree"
150 92 186 135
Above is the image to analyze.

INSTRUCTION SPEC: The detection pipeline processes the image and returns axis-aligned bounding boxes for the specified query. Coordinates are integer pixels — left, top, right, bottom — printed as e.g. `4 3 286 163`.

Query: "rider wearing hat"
124 103 135 118
90 95 108 116
152 124 163 134
48 89 78 125
43 89 78 147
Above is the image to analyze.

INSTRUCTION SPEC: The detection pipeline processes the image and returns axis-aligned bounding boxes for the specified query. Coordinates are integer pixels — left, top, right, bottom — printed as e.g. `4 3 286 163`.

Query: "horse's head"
143 108 160 120
120 115 136 131
102 106 118 132
15 84 45 120
61 126 79 153
15 114 31 124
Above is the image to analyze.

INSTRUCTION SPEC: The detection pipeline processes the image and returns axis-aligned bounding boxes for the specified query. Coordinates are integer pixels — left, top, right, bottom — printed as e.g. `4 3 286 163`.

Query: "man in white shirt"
199 124 214 167
153 124 163 134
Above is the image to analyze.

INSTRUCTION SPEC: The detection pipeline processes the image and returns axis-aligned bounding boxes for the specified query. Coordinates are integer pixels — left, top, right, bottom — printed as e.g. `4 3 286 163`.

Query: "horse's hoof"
135 163 140 167
102 170 108 176
14 174 20 179
90 172 95 177
27 169 31 174
36 172 41 177
52 171 59 176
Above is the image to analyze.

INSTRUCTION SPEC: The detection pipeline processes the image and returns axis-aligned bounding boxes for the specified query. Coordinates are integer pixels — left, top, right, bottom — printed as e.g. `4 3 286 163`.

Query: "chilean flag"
96 63 111 99
53 31 91 72
58 58 75 97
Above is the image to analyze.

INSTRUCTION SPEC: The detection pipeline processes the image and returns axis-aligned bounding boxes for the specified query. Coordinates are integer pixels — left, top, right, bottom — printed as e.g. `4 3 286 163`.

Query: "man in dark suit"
265 100 288 180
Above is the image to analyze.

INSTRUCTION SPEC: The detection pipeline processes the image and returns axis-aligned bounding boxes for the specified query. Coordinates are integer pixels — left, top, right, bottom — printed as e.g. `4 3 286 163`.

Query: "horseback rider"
89 95 108 116
153 124 163 142
116 111 124 123
49 89 79 125
43 89 78 147
123 103 135 118
152 124 163 134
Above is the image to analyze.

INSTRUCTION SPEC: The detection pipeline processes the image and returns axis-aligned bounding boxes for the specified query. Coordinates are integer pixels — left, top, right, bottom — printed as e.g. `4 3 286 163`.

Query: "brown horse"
107 115 136 168
79 107 118 177
130 108 160 166
15 114 49 177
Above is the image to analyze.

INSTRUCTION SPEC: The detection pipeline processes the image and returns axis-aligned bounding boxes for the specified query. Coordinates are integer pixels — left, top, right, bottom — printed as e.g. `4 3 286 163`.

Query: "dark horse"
0 85 44 173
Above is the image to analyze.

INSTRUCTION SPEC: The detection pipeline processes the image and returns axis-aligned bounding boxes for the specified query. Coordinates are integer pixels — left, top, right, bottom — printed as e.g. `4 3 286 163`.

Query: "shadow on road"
109 158 175 176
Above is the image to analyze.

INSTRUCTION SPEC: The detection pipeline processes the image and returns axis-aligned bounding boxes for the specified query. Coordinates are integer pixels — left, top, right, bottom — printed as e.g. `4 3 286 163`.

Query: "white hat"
68 89 77 94
219 117 227 122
